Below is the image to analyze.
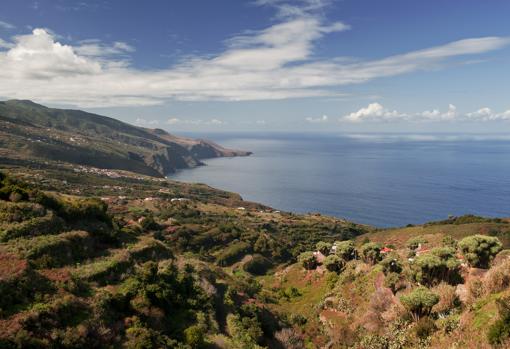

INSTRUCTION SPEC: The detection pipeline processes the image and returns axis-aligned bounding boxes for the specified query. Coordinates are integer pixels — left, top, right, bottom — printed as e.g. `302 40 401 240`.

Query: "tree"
458 235 502 268
316 241 332 255
360 242 382 265
334 240 357 261
380 253 402 274
406 236 428 250
184 325 205 349
400 286 439 320
411 247 461 286
323 255 344 273
297 251 317 270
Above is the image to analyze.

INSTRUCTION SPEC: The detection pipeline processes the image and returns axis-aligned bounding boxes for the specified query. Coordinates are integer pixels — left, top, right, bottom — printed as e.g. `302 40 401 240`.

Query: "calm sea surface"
168 133 510 227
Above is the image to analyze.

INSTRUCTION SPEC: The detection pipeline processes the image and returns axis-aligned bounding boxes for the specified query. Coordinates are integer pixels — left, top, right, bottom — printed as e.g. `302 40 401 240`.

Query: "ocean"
168 133 510 227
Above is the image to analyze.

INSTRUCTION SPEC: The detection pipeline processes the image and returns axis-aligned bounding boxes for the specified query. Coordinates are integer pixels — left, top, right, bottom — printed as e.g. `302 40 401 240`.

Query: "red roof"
381 247 393 253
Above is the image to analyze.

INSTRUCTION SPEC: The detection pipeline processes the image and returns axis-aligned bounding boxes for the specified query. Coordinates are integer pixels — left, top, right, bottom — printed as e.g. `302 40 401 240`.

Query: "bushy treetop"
458 235 502 268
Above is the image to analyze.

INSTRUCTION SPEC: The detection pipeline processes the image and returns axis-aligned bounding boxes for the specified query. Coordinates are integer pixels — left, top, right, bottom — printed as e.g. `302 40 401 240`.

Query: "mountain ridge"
0 100 251 177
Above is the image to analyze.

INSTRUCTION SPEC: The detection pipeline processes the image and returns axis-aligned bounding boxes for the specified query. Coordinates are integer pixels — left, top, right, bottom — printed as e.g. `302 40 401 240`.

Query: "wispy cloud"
167 117 226 126
0 2 508 107
341 103 510 123
305 115 328 123
0 20 15 30
135 118 159 126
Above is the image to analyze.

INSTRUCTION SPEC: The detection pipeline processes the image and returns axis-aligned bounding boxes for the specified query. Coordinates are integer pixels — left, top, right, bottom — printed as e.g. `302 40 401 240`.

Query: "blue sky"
0 0 509 132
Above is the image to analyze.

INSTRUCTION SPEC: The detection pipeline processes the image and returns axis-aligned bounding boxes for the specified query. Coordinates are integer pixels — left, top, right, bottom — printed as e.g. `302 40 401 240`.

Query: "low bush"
243 254 272 275
323 254 345 273
380 253 403 274
334 240 357 261
360 242 382 265
488 296 510 345
485 258 510 295
297 251 317 270
406 236 428 250
216 241 252 267
316 241 332 255
431 283 460 315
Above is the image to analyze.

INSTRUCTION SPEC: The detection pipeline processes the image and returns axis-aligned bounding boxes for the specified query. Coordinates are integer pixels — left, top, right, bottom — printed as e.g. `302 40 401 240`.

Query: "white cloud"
166 117 226 126
0 6 508 107
305 114 328 123
0 20 14 30
3 28 101 79
342 103 510 123
466 107 510 121
75 40 135 58
135 118 159 126
343 103 405 122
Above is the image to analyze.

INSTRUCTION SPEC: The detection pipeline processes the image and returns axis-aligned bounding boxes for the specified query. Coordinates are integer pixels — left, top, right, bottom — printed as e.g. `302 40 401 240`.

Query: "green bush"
406 236 427 250
0 211 65 242
380 253 403 274
184 325 205 348
323 254 344 273
216 241 252 266
400 286 439 320
360 242 382 264
316 241 332 255
334 240 357 261
297 251 317 270
411 247 461 286
226 313 263 349
458 235 502 268
7 231 94 268
414 316 436 339
487 296 510 345
243 254 272 275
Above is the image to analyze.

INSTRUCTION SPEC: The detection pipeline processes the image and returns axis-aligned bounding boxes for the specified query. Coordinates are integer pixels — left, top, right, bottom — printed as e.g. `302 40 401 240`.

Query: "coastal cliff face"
0 100 250 177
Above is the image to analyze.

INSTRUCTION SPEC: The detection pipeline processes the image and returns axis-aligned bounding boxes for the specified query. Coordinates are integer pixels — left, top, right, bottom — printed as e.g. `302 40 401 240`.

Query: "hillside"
0 100 250 177
0 167 369 348
1 161 510 348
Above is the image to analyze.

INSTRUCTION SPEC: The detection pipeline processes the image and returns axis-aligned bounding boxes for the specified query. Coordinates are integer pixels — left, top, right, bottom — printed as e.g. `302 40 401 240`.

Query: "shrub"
226 313 263 349
380 253 403 274
411 247 461 286
216 241 252 267
278 287 301 300
360 242 382 264
407 236 428 250
297 251 317 270
140 215 161 231
442 235 458 249
458 235 502 268
400 286 439 320
431 283 460 315
487 296 510 345
184 325 205 348
275 328 304 349
243 254 272 275
485 258 510 295
334 240 357 261
384 272 404 294
316 241 332 255
414 316 436 339
466 277 485 303
323 255 344 273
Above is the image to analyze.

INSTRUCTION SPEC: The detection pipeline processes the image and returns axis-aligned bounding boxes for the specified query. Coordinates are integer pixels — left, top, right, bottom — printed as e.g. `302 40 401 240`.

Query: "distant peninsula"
0 100 251 177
